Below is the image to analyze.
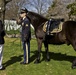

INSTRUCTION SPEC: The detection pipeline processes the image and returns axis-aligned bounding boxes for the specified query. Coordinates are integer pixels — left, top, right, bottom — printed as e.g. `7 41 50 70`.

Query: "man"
17 8 31 64
0 0 12 24
0 20 5 70
0 0 12 70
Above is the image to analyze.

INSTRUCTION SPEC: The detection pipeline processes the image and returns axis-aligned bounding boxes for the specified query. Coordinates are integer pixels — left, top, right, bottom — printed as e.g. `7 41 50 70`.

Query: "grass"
0 37 76 75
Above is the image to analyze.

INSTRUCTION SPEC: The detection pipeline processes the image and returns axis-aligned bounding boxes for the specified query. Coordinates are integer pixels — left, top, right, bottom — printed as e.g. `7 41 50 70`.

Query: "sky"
23 0 53 14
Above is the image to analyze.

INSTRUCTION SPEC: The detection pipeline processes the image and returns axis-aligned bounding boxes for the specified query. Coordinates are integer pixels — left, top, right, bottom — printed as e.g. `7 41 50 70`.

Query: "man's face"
20 12 26 18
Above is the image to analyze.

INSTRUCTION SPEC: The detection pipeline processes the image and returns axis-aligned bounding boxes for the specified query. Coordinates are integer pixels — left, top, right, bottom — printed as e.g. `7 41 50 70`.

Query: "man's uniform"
21 17 31 64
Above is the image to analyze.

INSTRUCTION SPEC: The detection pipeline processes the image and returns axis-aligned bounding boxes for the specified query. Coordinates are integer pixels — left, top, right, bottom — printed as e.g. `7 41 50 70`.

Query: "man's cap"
20 8 28 14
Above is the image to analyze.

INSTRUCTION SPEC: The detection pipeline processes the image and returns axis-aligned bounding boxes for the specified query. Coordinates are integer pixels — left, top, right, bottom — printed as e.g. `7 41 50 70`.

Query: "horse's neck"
31 19 47 30
27 12 48 30
31 17 48 30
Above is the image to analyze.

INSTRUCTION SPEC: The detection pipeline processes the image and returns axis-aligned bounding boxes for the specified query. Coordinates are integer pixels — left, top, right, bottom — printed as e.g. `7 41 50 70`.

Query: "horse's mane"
27 11 48 22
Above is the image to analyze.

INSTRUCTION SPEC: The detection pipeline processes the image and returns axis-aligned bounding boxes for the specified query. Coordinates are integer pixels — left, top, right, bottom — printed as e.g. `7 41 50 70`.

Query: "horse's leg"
34 38 42 64
44 41 50 61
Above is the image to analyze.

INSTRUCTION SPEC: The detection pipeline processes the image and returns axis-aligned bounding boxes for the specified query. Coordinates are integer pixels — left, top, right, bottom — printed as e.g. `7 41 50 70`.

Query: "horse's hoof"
34 59 40 64
72 65 76 69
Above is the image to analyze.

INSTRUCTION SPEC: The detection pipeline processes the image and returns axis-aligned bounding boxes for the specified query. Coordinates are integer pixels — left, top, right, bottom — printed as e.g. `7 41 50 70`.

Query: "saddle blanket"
43 19 63 34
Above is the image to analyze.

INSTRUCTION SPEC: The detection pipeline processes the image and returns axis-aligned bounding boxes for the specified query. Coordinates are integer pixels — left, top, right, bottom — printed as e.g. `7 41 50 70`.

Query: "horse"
17 11 76 69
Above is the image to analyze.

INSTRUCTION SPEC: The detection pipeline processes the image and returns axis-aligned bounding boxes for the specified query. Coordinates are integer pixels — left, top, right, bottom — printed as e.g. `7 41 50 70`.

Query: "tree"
5 0 28 20
46 0 75 20
67 2 76 19
5 0 52 19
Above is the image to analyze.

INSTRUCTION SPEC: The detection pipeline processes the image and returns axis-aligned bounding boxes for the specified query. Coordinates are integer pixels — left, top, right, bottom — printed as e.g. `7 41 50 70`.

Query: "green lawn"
0 37 76 75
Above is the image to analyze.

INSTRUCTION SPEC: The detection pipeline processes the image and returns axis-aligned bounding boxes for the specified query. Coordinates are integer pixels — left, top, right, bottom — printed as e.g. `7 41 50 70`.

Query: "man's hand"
24 34 28 42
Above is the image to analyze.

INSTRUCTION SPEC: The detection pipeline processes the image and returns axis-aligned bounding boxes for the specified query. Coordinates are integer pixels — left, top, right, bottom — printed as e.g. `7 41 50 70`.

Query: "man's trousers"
22 41 30 63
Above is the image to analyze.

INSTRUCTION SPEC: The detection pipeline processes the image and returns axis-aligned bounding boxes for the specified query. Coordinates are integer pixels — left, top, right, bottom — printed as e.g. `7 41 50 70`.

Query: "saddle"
43 19 64 34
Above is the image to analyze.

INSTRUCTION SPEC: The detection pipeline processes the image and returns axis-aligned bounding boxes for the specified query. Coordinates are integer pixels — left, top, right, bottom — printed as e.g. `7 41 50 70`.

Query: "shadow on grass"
3 55 23 67
42 51 76 62
30 51 76 63
3 51 76 67
30 50 38 63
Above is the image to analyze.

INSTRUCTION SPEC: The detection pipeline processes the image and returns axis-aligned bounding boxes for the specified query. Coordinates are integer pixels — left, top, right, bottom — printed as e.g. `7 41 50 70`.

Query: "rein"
37 21 47 29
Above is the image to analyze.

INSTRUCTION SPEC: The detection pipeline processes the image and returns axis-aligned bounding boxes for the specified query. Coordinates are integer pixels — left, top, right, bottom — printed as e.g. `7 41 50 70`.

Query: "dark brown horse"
17 11 76 68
